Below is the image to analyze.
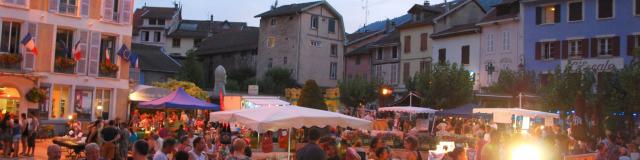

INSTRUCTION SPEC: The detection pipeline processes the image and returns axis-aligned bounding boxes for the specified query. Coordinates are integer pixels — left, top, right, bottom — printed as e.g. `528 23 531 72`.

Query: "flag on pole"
73 41 82 61
105 49 111 65
135 58 139 69
20 33 38 56
129 53 139 69
117 44 131 61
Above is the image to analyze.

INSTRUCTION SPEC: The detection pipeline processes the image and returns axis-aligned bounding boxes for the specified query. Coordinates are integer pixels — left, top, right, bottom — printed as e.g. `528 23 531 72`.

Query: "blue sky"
134 0 447 33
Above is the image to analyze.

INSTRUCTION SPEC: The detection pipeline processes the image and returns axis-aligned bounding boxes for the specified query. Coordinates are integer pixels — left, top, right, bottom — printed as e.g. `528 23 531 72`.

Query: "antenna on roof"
362 0 370 29
143 2 146 7
271 0 278 10
424 0 430 6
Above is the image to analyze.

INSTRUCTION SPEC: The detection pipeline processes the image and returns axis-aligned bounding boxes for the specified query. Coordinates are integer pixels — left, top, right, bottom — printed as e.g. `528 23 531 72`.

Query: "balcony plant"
54 57 76 73
26 87 46 103
100 62 119 77
0 53 23 69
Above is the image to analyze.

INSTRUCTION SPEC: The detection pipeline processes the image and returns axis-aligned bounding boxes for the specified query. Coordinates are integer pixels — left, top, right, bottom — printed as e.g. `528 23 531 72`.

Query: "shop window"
0 87 21 115
37 86 51 120
0 21 21 54
94 89 111 119
51 85 71 119
74 88 93 121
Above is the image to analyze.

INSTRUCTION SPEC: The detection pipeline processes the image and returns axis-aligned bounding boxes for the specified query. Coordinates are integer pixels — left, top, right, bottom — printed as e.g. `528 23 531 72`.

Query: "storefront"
0 75 38 116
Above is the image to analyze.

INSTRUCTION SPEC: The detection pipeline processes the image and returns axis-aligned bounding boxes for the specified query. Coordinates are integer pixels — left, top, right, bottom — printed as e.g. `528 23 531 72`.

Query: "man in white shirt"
189 137 207 160
153 138 176 160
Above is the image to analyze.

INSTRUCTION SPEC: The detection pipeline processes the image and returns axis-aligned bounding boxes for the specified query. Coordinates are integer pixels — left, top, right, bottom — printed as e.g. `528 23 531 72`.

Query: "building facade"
166 18 247 57
132 5 180 47
522 0 640 76
478 0 522 88
255 1 345 87
0 0 133 124
131 43 181 85
344 31 385 81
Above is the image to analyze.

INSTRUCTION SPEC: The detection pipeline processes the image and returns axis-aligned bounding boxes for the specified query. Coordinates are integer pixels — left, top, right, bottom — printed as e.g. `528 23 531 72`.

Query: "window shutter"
48 0 58 12
81 0 90 17
403 63 410 82
611 36 620 56
420 61 426 72
535 42 541 60
552 41 561 59
103 0 114 21
629 35 637 55
23 22 37 71
591 38 599 57
461 46 470 65
561 40 568 59
404 36 411 53
581 39 589 58
76 30 89 74
120 0 132 24
554 4 561 23
535 7 542 25
88 31 101 76
420 33 428 51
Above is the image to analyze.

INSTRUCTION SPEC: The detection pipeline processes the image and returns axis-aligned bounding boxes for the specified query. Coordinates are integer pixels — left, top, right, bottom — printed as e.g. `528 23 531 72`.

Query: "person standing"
100 120 120 159
26 113 38 157
153 138 177 160
225 138 250 160
404 136 422 160
132 140 150 160
11 119 21 158
118 122 131 160
1 113 12 157
296 128 326 160
83 143 102 160
19 113 27 156
188 137 207 160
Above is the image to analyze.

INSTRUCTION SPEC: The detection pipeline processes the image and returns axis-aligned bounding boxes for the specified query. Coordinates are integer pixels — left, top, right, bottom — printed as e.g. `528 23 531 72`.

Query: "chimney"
384 19 391 32
424 0 430 6
174 1 178 9
208 15 214 37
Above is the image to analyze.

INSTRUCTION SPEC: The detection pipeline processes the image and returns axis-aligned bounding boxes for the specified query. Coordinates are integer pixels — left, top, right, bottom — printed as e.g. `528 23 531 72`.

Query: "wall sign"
561 57 624 72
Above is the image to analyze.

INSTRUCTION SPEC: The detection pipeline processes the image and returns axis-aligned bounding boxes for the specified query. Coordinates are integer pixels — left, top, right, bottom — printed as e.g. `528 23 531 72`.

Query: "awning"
129 85 171 102
244 98 290 106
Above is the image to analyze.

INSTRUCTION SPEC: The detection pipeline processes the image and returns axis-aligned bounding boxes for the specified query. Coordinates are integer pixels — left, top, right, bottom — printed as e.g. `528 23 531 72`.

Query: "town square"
1 0 640 159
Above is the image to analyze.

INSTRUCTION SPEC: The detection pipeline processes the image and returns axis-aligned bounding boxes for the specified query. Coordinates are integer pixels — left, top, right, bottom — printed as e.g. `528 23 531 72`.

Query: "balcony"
99 62 119 78
0 53 23 72
54 57 76 74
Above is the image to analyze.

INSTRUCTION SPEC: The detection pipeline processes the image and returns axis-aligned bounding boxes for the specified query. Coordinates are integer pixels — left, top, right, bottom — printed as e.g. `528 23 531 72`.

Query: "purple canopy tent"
139 87 220 111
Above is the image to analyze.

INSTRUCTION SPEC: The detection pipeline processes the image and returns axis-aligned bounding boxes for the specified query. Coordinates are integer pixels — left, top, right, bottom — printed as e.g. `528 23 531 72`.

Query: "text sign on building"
560 57 624 72
248 85 259 95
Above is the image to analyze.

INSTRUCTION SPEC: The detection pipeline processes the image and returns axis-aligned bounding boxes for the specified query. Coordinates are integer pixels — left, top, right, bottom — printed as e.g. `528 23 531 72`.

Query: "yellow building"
0 0 134 123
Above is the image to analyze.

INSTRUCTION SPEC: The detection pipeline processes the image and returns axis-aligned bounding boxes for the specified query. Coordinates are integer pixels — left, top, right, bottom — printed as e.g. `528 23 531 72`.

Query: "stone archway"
0 76 37 115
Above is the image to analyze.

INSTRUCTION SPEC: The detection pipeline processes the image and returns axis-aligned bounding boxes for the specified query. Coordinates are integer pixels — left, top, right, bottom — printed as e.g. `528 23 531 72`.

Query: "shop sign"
561 57 624 72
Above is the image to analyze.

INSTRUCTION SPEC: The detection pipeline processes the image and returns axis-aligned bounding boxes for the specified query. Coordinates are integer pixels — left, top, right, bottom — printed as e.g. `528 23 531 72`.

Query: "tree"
298 80 327 110
227 67 256 92
177 49 205 87
258 67 297 95
407 62 474 109
487 69 537 107
338 76 379 115
153 79 209 100
618 61 640 132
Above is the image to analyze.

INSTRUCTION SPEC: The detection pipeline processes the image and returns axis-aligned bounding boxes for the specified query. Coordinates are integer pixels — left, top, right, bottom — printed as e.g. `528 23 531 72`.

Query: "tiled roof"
139 7 178 19
345 44 371 56
371 31 400 46
196 27 259 56
479 0 519 23
346 31 382 45
132 43 181 73
430 23 481 39
167 20 247 38
255 1 322 17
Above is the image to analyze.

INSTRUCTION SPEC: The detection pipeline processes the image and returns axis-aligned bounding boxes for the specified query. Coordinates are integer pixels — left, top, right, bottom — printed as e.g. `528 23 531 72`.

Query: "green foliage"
258 67 297 95
177 49 205 87
338 76 380 111
619 63 640 113
226 67 256 92
486 69 537 106
298 80 327 110
540 65 596 113
407 62 474 109
153 79 209 100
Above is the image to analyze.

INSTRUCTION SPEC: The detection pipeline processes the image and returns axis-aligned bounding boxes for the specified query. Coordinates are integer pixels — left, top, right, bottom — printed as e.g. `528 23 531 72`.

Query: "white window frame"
567 0 584 22
0 21 22 54
329 62 337 80
311 15 319 30
153 31 161 42
567 39 582 58
1 0 29 8
597 37 613 56
58 0 79 16
310 40 321 47
541 41 554 60
503 31 511 51
540 4 558 25
596 0 615 20
487 33 494 52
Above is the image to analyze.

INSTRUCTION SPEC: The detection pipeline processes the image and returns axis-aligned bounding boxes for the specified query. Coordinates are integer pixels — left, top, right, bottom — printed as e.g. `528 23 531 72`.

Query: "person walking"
100 120 120 159
19 113 27 156
296 128 326 160
26 113 38 157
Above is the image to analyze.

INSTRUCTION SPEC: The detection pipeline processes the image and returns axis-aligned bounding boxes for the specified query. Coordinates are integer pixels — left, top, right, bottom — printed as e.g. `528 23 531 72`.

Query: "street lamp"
379 86 393 108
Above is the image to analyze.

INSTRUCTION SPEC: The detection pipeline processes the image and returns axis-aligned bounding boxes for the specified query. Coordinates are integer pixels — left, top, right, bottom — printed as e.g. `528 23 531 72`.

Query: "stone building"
166 18 247 57
132 4 180 46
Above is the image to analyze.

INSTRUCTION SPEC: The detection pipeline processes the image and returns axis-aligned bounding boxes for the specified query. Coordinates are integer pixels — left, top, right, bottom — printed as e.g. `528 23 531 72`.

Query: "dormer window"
414 13 423 21
270 18 277 26
148 18 165 25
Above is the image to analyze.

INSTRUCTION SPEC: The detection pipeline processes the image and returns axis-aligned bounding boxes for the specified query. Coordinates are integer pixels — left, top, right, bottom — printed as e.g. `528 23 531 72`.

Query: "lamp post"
378 85 392 109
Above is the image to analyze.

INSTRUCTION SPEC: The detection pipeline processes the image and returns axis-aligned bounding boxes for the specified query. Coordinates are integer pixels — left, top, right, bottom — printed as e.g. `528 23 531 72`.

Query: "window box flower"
99 62 119 77
0 53 23 70
26 87 46 103
54 57 77 74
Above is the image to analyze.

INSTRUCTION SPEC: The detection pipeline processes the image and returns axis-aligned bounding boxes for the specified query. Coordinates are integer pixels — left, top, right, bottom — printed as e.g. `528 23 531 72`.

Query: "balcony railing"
0 53 23 71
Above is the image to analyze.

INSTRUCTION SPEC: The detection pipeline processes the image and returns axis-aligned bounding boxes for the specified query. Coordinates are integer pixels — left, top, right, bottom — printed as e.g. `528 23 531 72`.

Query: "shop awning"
139 87 220 110
129 85 171 102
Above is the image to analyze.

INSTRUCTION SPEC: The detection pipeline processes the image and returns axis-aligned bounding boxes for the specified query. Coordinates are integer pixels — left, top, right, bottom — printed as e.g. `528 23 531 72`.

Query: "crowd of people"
0 112 40 158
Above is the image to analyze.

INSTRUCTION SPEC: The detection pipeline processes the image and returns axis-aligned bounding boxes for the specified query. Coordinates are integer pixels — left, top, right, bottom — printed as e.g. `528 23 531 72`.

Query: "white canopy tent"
472 108 559 126
129 85 171 102
378 106 438 114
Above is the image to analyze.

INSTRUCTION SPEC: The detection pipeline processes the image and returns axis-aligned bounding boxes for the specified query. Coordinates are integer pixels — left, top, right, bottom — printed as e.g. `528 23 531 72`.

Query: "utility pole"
362 0 370 29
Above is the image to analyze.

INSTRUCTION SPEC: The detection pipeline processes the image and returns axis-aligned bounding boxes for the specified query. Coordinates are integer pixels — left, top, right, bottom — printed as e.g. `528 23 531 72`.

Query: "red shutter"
562 40 568 59
627 35 635 55
552 41 561 59
535 42 541 60
581 39 589 58
404 36 411 53
611 36 620 56
591 38 599 57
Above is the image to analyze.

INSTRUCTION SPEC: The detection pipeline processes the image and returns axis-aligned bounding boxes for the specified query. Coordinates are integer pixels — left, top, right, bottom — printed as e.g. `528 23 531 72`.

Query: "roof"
132 43 181 73
138 6 179 19
433 0 487 21
430 23 481 39
196 27 259 56
167 20 247 38
345 45 371 56
371 31 400 46
346 31 383 45
255 1 322 17
408 4 445 14
478 0 519 24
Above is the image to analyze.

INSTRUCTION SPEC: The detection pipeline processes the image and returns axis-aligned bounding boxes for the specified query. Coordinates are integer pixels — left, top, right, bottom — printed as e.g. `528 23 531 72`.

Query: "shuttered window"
76 30 89 74
461 45 470 65
568 1 583 22
80 0 90 17
598 0 614 19
420 33 428 51
536 41 559 60
403 62 410 83
404 36 411 53
629 35 640 55
88 31 101 76
0 21 21 54
438 48 446 63
23 22 37 71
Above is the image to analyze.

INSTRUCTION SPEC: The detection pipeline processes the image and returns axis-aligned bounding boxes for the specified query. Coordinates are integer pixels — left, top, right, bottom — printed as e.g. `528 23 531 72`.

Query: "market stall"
139 87 220 110
129 85 171 102
473 108 559 133
222 95 290 110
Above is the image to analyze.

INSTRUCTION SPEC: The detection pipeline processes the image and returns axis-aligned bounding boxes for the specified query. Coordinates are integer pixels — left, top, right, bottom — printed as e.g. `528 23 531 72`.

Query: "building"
255 1 345 87
522 0 640 79
343 31 386 81
477 0 522 88
166 18 248 57
130 43 181 85
196 27 259 89
0 0 134 124
371 31 402 87
397 2 444 90
430 0 487 89
132 4 180 46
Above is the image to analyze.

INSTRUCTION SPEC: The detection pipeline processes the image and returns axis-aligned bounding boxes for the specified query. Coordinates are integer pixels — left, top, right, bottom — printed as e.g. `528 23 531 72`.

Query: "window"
487 34 494 52
172 38 181 48
329 62 337 80
414 13 422 22
403 62 410 82
597 37 614 56
270 18 277 26
94 88 111 119
51 84 71 119
355 55 361 65
268 58 273 68
328 18 336 33
59 0 78 15
404 36 411 53
0 21 21 54
330 44 338 57
148 18 165 25
194 38 202 47
100 35 116 68
568 1 583 21
462 45 470 65
2 0 26 6
503 32 510 51
420 33 428 51
567 40 583 57
141 31 149 42
154 31 161 42
283 56 287 64
392 46 398 59
267 36 275 48
390 63 398 84
376 48 383 60
597 0 614 19
438 48 446 63
311 15 319 29
541 42 554 59
636 0 640 16
104 0 120 22
55 29 74 69
536 5 560 25
74 88 93 121
311 40 321 47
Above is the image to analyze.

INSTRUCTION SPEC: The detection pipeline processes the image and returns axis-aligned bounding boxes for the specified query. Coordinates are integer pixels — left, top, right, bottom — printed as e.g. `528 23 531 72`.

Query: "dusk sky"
134 0 447 33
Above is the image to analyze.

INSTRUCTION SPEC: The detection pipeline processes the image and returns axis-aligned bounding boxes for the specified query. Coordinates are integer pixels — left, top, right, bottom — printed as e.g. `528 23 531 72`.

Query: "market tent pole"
287 128 292 160
431 114 437 134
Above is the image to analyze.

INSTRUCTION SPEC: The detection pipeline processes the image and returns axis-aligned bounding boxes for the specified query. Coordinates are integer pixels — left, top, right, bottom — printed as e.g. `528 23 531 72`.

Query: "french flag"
73 41 82 61
20 33 38 56
105 49 111 65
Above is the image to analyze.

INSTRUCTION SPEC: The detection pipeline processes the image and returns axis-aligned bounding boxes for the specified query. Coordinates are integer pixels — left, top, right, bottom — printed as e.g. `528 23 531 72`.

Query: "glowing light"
97 105 103 110
511 144 541 160
550 7 555 11
381 88 391 95
67 115 73 120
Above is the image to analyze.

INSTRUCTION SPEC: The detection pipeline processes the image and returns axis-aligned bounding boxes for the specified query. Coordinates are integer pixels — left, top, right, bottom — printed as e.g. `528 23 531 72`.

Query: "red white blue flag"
20 33 38 56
